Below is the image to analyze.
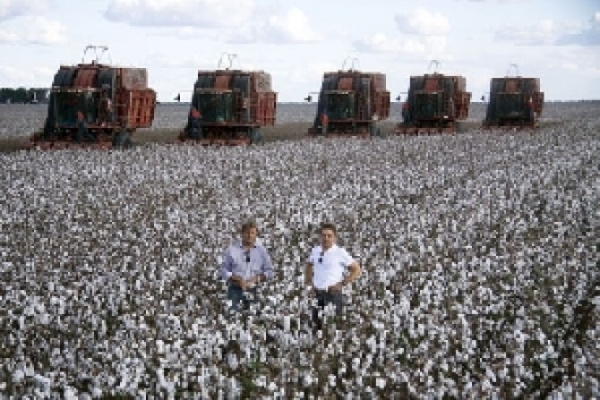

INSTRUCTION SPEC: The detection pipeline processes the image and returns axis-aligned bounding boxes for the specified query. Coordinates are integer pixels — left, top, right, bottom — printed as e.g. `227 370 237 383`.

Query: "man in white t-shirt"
305 223 361 331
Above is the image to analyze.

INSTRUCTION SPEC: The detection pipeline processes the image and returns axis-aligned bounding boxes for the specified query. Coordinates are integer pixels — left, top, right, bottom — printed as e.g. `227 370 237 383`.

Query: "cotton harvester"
482 64 544 129
307 58 390 137
178 53 277 145
396 60 471 135
24 45 156 150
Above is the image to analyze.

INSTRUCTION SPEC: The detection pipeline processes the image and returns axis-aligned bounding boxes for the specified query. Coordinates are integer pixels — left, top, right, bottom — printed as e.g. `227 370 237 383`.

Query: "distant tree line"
0 88 50 104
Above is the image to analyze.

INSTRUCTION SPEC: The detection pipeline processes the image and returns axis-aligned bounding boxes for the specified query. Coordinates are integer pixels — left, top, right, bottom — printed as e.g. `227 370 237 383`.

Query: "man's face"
320 229 336 249
241 227 258 246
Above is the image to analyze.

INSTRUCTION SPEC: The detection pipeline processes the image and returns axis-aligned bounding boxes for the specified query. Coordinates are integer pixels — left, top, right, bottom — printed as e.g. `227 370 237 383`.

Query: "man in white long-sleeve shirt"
305 223 361 331
220 221 273 315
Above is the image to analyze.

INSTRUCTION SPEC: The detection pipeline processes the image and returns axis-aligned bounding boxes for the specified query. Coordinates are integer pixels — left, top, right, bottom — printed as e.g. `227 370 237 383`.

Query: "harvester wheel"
112 131 132 149
250 128 264 145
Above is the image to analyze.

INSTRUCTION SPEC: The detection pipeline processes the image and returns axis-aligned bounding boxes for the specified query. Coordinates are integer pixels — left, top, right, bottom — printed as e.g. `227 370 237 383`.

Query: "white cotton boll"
498 367 508 380
227 353 239 370
303 373 313 387
2 120 598 395
63 386 78 400
283 315 291 332
34 373 51 391
156 340 164 354
267 381 278 393
352 357 361 371
12 367 25 384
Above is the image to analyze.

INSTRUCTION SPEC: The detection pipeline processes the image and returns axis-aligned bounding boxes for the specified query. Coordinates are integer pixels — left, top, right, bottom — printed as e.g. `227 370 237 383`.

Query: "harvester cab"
396 60 471 135
25 45 156 150
324 91 355 121
179 53 277 146
483 64 544 129
192 53 239 125
307 58 390 137
192 89 234 124
53 89 100 127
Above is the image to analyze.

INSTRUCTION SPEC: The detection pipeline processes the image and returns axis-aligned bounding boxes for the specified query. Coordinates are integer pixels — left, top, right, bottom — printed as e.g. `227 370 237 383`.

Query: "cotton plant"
0 117 598 397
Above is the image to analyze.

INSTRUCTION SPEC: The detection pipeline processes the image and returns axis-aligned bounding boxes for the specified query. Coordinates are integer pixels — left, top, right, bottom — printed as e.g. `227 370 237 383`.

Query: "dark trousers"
227 284 259 317
311 290 343 330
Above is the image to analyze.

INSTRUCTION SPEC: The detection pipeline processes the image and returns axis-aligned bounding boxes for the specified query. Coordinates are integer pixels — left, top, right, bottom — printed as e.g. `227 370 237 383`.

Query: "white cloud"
495 19 562 45
262 7 321 43
380 8 450 59
353 32 447 57
149 53 212 69
395 8 450 36
552 47 600 76
0 16 67 45
23 16 67 44
227 7 321 44
497 16 599 46
0 65 54 87
353 32 399 53
0 0 47 21
556 12 600 46
104 0 255 28
0 29 18 43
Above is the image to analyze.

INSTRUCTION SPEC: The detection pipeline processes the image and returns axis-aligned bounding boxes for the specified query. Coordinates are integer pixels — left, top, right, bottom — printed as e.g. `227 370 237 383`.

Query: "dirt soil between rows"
0 120 504 153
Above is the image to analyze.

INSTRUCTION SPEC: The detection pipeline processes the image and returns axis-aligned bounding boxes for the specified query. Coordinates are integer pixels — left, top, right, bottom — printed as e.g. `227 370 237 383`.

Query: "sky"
0 0 599 102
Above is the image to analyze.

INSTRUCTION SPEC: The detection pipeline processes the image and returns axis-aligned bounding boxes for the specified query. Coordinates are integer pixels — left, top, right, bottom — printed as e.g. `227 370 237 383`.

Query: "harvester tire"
250 128 264 145
113 131 132 149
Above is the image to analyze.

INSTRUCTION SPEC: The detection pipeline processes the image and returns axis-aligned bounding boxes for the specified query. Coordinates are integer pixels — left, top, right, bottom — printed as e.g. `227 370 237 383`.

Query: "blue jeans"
312 290 343 330
227 284 259 317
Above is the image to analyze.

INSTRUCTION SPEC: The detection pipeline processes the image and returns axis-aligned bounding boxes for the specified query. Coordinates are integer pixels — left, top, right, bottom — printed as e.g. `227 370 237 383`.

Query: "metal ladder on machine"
355 98 365 135
444 96 456 131
233 92 253 143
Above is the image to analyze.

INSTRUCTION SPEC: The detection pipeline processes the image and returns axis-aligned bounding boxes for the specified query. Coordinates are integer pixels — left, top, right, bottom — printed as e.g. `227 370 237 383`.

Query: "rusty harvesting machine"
483 64 544 128
307 58 390 137
25 45 156 150
179 53 277 145
396 60 471 134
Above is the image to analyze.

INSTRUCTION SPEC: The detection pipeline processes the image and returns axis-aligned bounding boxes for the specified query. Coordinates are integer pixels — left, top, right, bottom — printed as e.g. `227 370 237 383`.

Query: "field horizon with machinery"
0 100 598 397
0 101 598 152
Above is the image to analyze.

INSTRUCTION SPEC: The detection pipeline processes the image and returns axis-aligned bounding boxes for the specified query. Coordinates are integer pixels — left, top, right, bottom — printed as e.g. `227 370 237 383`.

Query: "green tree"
0 87 50 103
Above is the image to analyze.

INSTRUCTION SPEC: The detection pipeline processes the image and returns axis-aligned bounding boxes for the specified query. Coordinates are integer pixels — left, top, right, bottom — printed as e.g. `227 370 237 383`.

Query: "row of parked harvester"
25 47 544 150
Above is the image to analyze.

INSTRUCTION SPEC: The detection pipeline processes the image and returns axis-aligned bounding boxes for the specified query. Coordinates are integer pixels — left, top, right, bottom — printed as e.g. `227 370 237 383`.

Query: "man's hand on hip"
231 275 248 290
328 282 344 293
305 285 315 297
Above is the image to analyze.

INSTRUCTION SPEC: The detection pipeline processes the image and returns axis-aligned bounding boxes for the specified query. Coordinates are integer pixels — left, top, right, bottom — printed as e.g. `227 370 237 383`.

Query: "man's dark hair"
319 222 337 235
241 220 258 233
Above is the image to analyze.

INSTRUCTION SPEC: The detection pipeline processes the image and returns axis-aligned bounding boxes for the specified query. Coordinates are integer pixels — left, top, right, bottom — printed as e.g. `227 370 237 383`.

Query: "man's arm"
344 261 361 285
329 261 361 292
220 249 234 281
305 263 314 289
220 250 246 288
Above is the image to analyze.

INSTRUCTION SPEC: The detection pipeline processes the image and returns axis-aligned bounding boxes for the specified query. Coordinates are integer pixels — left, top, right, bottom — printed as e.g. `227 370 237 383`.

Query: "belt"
229 282 258 291
314 283 342 294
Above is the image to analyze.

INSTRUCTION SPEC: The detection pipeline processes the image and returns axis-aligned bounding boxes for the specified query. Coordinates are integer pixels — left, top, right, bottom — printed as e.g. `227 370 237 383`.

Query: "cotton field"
0 112 599 398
